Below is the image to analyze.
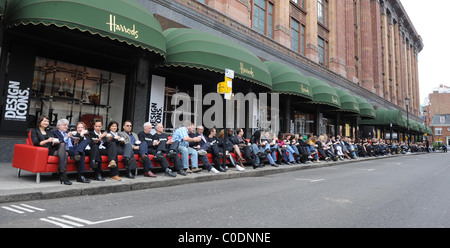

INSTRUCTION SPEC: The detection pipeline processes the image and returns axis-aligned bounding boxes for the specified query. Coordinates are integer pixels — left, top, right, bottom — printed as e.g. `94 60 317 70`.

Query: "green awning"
360 108 403 126
354 96 375 119
399 115 407 128
162 28 272 89
264 61 312 100
410 120 419 133
4 0 166 58
305 76 341 109
334 88 360 115
427 126 433 136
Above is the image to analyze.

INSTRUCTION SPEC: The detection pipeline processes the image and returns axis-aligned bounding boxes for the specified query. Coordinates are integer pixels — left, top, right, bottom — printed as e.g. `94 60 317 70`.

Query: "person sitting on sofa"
30 115 71 185
53 118 90 184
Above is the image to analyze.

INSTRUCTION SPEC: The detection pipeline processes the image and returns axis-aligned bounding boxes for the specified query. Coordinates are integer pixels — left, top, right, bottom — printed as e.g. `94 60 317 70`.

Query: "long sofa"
12 132 223 183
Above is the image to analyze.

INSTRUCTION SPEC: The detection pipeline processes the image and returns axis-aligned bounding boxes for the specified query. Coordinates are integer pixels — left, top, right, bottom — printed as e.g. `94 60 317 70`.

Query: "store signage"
106 14 139 39
239 62 254 78
331 96 339 104
3 81 30 122
149 75 165 134
300 84 310 95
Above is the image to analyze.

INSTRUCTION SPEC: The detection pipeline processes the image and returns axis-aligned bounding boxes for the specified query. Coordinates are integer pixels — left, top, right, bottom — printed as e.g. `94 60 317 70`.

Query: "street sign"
218 69 233 100
225 68 234 79
217 81 232 94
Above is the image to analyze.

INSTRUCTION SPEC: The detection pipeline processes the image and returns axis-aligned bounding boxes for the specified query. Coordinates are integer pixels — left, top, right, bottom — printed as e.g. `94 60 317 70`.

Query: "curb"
0 153 423 203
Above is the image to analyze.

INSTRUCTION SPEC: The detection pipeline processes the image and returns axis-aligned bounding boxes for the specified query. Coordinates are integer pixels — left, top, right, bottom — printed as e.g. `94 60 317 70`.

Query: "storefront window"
293 111 314 135
160 83 276 137
29 57 126 130
323 117 335 137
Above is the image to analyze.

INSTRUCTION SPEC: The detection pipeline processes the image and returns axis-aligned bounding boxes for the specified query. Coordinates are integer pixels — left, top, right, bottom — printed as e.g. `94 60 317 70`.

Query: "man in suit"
117 120 141 179
53 118 90 183
88 119 119 181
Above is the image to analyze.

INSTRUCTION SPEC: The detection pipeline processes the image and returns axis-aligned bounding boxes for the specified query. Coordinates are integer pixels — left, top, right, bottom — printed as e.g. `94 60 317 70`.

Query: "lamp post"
423 109 427 141
405 97 410 148
423 109 427 126
423 109 429 152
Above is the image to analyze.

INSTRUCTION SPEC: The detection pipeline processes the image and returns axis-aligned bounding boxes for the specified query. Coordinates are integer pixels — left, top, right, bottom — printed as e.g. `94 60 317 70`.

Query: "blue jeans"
284 145 296 162
309 145 319 160
178 146 198 169
264 143 276 164
252 143 277 165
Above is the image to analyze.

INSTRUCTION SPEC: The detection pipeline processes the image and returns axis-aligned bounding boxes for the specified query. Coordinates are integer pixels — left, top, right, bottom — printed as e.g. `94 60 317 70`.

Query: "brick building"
430 114 450 146
0 0 425 162
425 85 450 144
186 0 423 116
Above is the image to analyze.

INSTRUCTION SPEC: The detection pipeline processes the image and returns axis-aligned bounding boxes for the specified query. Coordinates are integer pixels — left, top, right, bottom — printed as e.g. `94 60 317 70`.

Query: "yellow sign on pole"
217 81 231 94
218 69 233 100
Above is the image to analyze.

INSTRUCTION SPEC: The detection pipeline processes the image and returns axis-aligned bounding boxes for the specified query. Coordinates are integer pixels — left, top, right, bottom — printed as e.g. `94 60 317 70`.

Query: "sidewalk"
0 153 421 203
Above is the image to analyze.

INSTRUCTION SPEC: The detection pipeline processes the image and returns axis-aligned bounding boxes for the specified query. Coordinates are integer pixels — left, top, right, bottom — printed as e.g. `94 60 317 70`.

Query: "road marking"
360 169 376 171
20 204 45 212
295 178 324 183
47 217 85 227
62 215 134 225
10 205 36 213
2 204 45 214
40 218 74 228
40 215 134 228
2 206 25 214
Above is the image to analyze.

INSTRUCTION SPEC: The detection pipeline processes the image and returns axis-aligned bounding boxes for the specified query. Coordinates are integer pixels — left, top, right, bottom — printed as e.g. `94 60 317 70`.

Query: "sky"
400 0 450 105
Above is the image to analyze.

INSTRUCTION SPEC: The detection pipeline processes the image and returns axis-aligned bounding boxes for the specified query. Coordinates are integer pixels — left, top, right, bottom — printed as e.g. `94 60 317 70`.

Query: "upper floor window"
318 36 328 67
318 0 328 27
291 0 305 9
253 0 274 38
440 116 446 123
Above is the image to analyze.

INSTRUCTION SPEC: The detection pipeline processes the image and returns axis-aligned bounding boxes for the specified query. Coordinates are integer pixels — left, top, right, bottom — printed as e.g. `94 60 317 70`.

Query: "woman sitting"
217 129 244 171
30 115 71 185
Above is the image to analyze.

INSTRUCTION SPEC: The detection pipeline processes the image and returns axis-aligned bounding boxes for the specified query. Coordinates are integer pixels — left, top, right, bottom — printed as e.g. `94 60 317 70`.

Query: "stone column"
371 0 383 97
381 7 390 101
359 0 375 93
344 0 356 83
305 0 318 62
273 0 291 47
328 0 347 77
388 16 397 104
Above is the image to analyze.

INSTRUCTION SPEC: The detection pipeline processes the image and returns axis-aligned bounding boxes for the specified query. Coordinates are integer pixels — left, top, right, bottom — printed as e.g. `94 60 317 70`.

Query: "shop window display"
293 111 314 135
29 57 125 130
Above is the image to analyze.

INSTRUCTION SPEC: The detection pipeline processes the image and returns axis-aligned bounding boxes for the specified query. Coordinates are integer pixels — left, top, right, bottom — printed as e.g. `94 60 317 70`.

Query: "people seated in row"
31 115 429 184
138 122 185 177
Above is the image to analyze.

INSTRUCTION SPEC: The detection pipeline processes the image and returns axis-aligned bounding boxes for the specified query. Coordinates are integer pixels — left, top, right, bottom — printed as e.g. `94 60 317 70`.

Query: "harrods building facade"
0 0 425 162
